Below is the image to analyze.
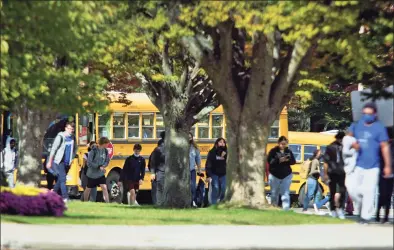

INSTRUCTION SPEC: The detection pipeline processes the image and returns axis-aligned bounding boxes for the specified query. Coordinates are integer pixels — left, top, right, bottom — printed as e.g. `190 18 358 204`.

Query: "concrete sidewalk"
1 223 393 250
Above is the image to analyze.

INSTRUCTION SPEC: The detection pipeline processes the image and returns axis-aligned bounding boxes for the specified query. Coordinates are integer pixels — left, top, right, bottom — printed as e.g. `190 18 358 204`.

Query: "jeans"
211 174 226 205
53 162 68 200
4 171 15 188
328 173 346 211
190 170 196 204
303 177 319 210
155 171 165 206
346 167 380 221
316 195 330 209
269 174 292 210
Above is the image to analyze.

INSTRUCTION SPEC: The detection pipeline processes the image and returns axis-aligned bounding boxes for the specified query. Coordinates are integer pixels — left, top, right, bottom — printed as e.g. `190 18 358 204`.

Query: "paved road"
1 223 393 250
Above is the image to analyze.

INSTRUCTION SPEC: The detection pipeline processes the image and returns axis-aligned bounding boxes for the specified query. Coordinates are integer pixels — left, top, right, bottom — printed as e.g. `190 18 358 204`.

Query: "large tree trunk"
15 106 54 187
224 109 272 208
162 125 192 208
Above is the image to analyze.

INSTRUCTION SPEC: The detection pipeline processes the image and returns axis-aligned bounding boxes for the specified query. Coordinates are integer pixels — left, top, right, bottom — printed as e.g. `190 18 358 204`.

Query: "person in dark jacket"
81 141 97 202
323 131 346 219
267 136 296 210
120 144 146 206
206 137 227 205
376 129 394 224
150 131 165 206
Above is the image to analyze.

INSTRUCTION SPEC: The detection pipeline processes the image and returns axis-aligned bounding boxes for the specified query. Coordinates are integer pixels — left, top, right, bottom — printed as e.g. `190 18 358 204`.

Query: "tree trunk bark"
224 110 272 208
15 106 55 187
162 125 192 208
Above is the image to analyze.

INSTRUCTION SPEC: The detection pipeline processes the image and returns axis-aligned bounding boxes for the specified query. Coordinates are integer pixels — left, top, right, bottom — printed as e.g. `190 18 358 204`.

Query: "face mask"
362 114 376 124
134 153 140 157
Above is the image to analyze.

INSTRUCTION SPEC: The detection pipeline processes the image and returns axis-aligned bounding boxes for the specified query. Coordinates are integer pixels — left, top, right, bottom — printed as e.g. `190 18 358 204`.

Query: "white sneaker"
192 201 197 207
330 211 338 218
325 202 331 211
313 204 319 213
135 200 139 206
337 209 346 220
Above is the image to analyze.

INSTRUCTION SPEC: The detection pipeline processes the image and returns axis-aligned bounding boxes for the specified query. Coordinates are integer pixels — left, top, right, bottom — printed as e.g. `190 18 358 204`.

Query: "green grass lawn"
1 201 352 225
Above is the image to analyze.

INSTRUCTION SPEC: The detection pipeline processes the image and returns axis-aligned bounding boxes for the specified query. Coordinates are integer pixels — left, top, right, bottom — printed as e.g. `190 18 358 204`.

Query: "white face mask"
134 153 140 157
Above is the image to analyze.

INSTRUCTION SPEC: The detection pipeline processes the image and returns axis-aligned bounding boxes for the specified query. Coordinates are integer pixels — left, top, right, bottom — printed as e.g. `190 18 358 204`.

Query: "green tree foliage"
164 0 382 207
0 1 110 186
91 2 218 207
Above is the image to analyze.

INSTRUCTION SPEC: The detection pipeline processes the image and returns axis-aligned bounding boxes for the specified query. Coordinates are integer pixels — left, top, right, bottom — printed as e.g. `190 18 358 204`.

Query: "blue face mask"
362 114 376 124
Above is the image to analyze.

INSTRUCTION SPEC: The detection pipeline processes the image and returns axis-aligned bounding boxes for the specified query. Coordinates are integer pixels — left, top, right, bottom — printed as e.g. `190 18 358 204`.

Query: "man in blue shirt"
347 103 392 224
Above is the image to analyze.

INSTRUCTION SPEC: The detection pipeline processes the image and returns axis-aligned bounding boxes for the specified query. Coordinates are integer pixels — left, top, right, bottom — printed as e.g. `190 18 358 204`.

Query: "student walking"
0 137 18 188
150 131 166 206
189 132 202 207
267 136 296 211
323 131 346 219
81 141 97 202
302 150 322 213
120 144 146 206
376 132 394 224
347 103 392 224
206 138 227 205
83 137 111 203
46 122 78 203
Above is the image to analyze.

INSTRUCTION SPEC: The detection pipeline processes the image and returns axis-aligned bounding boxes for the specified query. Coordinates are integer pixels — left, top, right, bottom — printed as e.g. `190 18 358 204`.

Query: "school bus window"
156 113 165 139
269 120 279 138
304 145 317 161
289 144 301 162
320 145 327 155
142 113 154 139
98 114 110 138
113 113 125 139
191 125 196 138
212 114 223 139
197 115 209 139
128 113 140 138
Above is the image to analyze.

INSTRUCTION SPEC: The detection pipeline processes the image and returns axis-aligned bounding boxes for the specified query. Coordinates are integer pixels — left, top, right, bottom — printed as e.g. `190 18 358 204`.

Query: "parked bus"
2 93 289 203
287 131 335 204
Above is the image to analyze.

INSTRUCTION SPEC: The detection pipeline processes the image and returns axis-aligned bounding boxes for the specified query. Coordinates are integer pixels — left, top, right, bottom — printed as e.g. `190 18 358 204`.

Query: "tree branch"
135 72 162 108
269 37 310 108
162 39 172 76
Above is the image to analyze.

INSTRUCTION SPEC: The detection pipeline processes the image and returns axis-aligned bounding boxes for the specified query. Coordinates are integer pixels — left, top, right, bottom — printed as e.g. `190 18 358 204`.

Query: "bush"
0 186 66 216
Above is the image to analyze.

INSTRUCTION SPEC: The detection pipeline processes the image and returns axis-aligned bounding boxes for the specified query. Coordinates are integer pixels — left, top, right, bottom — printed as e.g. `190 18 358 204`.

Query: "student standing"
150 131 166 206
0 137 18 188
83 137 111 203
120 144 146 206
302 150 322 213
81 141 97 202
189 132 202 207
206 138 227 205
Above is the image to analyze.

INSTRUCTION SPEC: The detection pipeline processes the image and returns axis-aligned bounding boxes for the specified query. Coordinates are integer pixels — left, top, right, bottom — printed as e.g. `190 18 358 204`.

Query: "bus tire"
298 184 323 208
106 171 123 204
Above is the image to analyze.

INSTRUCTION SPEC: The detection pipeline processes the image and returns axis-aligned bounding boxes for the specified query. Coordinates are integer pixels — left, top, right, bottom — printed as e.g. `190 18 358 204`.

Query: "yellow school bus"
39 93 289 202
287 131 335 203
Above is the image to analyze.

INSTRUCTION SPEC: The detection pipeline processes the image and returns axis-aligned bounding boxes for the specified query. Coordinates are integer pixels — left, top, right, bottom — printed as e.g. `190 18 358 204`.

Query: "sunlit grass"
1 201 352 225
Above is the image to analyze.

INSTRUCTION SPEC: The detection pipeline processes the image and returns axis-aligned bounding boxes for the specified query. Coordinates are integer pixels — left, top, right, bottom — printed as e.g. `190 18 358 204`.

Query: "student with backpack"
119 144 146 206
302 149 322 213
323 131 346 219
83 137 111 203
46 122 78 203
81 141 97 202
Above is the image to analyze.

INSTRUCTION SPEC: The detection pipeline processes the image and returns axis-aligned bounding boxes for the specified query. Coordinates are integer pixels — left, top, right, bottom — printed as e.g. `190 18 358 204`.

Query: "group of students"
267 102 393 224
148 131 228 207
